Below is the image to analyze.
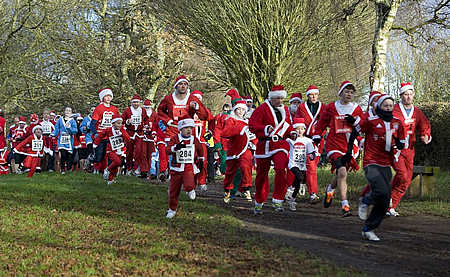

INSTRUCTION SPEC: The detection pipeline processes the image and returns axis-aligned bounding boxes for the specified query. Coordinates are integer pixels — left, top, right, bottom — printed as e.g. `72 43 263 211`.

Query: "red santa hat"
173 75 190 89
289 93 303 103
400 82 414 95
30 113 39 124
50 110 56 116
19 117 26 124
292 117 306 128
98 88 113 102
178 115 195 130
244 95 253 103
143 99 152 108
306 85 319 97
268 85 287 99
368 91 382 106
232 100 248 113
111 114 123 124
32 125 43 133
192 90 203 101
376 94 395 109
131 94 141 102
338 81 355 95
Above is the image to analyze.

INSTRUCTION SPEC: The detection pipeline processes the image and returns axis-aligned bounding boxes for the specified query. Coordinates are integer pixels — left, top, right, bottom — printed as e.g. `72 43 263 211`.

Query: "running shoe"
358 197 369 220
386 208 400 217
272 202 285 212
342 205 353 217
287 198 297 211
223 192 231 204
362 230 380 242
323 185 334 208
309 193 320 205
243 190 252 202
254 205 263 215
166 209 177 219
186 190 196 200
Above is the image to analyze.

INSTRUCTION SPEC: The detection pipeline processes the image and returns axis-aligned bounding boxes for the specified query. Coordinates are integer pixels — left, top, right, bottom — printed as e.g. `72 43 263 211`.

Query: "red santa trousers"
223 150 253 190
195 143 208 186
107 152 122 181
125 137 143 171
391 148 415 209
23 156 41 178
158 142 168 173
140 141 155 173
254 151 289 204
168 164 196 211
305 155 319 194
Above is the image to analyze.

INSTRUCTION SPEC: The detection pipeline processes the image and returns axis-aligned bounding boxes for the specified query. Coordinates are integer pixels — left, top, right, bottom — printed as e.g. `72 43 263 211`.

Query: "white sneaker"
200 184 208 192
166 209 176 219
126 170 132 176
358 197 369 221
103 169 110 180
362 230 380 242
223 192 231 204
285 186 293 200
387 208 400 217
93 169 99 175
309 193 320 204
133 168 140 176
187 190 196 200
299 183 307 196
61 171 65 175
234 191 242 197
243 190 252 202
287 198 297 211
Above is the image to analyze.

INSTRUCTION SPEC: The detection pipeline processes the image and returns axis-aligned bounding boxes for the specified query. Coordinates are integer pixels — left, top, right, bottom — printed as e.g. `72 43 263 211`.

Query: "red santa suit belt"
258 135 286 142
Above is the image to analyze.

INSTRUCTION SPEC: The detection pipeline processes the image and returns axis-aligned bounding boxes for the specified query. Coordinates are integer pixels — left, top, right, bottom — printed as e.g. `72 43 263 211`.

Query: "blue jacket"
80 115 93 144
51 117 78 153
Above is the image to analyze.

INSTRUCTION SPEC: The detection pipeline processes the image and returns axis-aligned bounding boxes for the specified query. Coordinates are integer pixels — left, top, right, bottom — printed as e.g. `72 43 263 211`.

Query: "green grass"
0 172 364 276
316 167 450 218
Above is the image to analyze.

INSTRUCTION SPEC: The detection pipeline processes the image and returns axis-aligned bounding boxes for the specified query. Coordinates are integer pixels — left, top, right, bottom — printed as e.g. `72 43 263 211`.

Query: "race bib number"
101 112 113 128
293 148 306 164
131 115 141 125
80 135 86 145
60 133 70 145
173 105 188 121
404 118 416 135
109 135 124 151
334 115 352 134
176 144 195 164
32 140 43 152
41 124 52 134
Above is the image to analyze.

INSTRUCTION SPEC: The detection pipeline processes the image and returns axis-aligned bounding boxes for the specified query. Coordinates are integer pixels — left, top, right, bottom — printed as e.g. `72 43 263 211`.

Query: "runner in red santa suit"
288 92 303 119
0 107 6 151
157 75 209 181
140 99 159 179
191 90 214 192
243 95 255 119
90 88 120 174
313 81 364 217
387 82 431 217
293 85 326 204
249 85 296 215
121 94 148 176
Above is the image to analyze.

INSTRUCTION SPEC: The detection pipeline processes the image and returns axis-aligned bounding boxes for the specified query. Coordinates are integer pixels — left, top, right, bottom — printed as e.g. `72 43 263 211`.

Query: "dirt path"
199 184 450 277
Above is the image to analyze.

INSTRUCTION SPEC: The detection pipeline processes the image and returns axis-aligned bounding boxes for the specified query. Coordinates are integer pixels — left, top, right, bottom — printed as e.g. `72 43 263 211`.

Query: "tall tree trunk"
370 0 401 92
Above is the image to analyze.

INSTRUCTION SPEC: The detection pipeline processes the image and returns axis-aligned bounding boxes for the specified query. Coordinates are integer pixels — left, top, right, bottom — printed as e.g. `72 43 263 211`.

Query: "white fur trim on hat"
173 78 190 89
338 82 354 96
232 103 248 113
268 90 287 99
293 123 306 128
376 95 395 109
111 117 123 124
400 85 414 94
178 118 195 130
306 88 319 97
32 125 43 133
99 88 113 102
289 97 302 103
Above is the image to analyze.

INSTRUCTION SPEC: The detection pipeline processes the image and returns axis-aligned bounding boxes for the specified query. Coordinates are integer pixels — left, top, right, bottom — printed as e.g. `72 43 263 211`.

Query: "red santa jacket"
313 101 363 158
122 106 149 139
0 150 9 174
360 115 406 168
193 109 214 144
93 127 131 156
165 133 204 173
11 126 28 148
248 100 295 158
143 108 159 142
157 92 209 139
213 113 229 150
222 116 257 160
393 103 431 150
15 134 45 157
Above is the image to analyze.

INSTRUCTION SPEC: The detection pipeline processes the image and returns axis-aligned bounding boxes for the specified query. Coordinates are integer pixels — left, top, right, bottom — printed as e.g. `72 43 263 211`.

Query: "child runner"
13 117 28 174
141 99 158 178
286 118 316 211
0 148 9 174
38 108 55 172
165 115 204 219
50 107 78 174
14 125 45 177
348 94 406 241
222 100 256 203
93 114 130 186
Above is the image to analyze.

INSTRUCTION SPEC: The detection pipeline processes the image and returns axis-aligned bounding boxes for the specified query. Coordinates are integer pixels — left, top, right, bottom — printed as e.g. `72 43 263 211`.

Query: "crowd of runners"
0 75 431 241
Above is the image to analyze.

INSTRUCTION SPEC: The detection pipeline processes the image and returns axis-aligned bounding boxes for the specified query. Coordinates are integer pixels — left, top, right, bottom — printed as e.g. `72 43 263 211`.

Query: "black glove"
344 114 356 125
203 131 212 141
198 160 204 172
394 136 405 150
175 143 186 150
313 137 322 146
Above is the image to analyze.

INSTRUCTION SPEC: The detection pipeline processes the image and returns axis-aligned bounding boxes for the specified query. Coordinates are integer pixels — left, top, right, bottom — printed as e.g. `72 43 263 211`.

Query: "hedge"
414 103 450 171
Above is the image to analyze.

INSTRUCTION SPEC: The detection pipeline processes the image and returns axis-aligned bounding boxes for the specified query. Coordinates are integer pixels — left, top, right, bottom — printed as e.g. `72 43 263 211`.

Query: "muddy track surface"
197 184 450 277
